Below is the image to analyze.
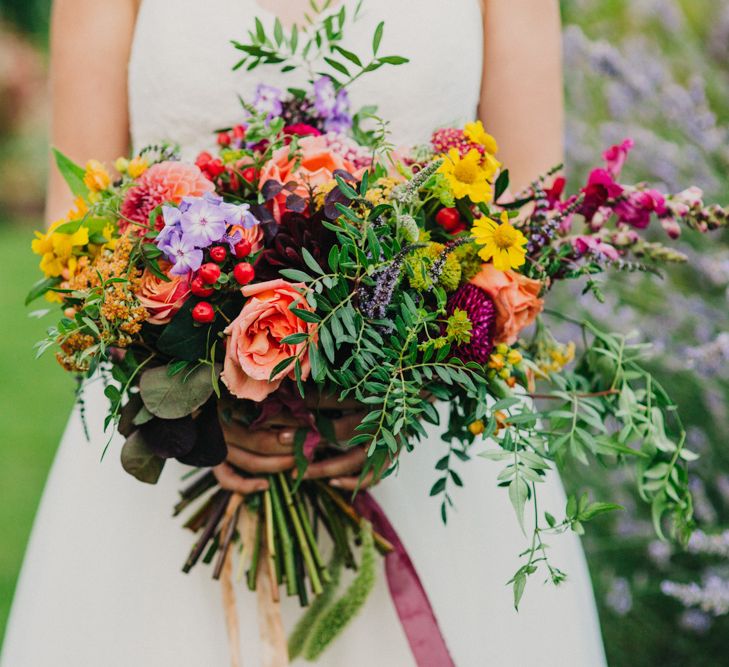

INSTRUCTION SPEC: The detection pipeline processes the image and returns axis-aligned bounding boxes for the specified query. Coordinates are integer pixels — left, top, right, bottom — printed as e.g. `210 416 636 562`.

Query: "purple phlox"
179 195 228 247
164 230 204 276
222 227 243 253
313 76 352 132
603 138 635 178
155 205 183 257
252 83 284 119
219 200 260 229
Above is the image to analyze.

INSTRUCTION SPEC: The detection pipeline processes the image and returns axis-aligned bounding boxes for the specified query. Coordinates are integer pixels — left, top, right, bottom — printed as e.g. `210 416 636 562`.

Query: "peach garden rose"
259 134 361 199
221 279 317 401
470 264 544 345
136 261 191 325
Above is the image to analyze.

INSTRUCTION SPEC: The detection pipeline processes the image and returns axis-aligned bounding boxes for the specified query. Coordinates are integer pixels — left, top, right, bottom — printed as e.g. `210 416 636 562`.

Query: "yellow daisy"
438 148 496 203
464 120 499 156
472 211 528 271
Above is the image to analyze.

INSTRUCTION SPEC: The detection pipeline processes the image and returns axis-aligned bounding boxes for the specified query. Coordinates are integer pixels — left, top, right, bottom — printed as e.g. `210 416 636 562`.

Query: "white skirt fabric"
2 383 606 666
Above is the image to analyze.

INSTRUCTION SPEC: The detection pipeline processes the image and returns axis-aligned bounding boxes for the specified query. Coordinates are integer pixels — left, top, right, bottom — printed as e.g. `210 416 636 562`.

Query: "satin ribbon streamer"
354 492 456 667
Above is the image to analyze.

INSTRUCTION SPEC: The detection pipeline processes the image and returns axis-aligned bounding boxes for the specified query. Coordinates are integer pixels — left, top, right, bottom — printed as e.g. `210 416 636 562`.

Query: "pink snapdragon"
603 139 635 178
615 189 667 229
572 235 620 261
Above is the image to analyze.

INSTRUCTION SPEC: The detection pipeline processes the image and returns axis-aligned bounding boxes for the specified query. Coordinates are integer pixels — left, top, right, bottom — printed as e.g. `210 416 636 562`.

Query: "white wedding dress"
2 1 607 665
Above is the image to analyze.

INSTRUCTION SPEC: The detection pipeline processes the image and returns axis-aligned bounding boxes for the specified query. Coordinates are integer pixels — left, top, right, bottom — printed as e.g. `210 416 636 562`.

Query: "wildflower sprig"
232 1 408 90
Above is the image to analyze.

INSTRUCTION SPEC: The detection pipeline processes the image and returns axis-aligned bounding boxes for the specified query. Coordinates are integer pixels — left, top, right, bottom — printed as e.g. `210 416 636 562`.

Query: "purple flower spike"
446 284 497 364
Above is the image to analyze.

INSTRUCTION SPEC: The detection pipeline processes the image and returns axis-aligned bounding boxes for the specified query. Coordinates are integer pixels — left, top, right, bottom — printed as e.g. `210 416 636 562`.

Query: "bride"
2 1 607 665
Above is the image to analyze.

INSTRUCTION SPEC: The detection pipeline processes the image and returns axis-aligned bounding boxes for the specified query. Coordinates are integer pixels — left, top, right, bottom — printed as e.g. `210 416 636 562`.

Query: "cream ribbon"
223 497 289 667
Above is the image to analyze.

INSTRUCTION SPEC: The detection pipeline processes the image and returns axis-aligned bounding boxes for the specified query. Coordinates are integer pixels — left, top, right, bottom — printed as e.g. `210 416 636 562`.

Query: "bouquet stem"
277 473 324 596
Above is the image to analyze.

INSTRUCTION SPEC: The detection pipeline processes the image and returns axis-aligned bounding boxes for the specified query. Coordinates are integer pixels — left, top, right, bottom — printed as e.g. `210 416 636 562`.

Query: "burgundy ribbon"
354 492 455 667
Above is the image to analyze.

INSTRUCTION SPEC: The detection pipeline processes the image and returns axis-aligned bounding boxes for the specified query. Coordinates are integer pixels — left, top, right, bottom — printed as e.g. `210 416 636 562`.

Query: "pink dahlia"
119 161 214 234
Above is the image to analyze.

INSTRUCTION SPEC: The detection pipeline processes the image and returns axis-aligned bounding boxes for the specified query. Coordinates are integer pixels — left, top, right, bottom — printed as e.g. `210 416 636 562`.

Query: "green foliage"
138 363 215 419
51 148 88 201
120 430 165 484
231 3 408 89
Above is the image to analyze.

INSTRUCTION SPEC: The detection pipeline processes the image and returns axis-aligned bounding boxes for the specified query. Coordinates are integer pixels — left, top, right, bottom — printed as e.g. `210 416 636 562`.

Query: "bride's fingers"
304 393 364 412
222 420 295 455
329 470 376 491
213 463 268 494
299 447 367 480
226 447 296 474
332 412 368 443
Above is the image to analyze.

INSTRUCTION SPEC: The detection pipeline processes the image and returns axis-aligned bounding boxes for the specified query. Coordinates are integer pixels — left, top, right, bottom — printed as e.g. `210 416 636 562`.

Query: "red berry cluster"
190 239 257 323
435 207 467 234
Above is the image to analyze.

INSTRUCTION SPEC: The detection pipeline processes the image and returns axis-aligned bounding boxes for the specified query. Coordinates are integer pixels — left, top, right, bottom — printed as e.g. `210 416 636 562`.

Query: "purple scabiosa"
445 284 497 364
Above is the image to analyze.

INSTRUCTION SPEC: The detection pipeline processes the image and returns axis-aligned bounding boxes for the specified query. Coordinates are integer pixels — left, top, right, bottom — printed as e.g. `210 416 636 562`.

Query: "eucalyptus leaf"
139 364 216 419
120 431 166 484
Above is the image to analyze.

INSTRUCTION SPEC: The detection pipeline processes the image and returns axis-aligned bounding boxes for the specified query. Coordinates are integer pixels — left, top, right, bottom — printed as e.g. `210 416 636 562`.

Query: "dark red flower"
579 169 624 221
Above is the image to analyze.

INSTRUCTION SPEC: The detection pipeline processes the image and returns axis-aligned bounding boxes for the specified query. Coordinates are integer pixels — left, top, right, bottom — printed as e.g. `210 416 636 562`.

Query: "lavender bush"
562 1 729 664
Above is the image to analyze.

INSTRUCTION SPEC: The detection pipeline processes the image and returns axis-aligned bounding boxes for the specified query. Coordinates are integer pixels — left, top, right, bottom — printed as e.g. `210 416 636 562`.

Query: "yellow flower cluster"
61 234 147 363
83 160 111 199
115 155 149 179
538 340 576 375
488 343 524 387
406 241 462 292
364 177 400 207
31 198 90 284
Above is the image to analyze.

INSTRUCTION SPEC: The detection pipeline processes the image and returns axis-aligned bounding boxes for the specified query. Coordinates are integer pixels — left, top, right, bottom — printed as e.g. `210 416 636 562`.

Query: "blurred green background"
1 1 728 664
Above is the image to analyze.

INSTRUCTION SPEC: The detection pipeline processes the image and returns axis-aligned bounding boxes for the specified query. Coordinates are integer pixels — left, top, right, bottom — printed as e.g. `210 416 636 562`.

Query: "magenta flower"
572 235 620 261
579 168 624 221
603 139 635 178
445 284 497 364
615 189 667 229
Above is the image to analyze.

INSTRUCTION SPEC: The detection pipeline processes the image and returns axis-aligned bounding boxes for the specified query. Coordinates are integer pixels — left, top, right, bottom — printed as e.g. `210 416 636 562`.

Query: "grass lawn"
0 222 73 645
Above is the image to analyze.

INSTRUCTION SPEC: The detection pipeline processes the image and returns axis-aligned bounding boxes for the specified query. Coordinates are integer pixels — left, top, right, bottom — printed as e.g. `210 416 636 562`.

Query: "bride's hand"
213 395 374 493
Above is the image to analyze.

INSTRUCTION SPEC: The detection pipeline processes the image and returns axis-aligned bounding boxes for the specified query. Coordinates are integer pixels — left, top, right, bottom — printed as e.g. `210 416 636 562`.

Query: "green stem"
278 474 324 595
295 491 329 581
246 508 263 592
269 474 298 596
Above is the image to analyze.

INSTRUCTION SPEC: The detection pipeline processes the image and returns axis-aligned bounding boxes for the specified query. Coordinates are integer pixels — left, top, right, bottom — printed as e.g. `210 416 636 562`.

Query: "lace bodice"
128 0 484 158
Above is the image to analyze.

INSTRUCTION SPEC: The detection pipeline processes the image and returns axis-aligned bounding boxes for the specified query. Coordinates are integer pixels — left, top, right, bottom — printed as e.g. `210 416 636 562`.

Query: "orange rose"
259 135 361 199
136 262 191 325
470 264 544 345
221 279 317 401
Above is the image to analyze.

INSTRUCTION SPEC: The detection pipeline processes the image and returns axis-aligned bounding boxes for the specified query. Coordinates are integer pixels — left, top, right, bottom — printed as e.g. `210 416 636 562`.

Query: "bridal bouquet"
28 5 728 663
